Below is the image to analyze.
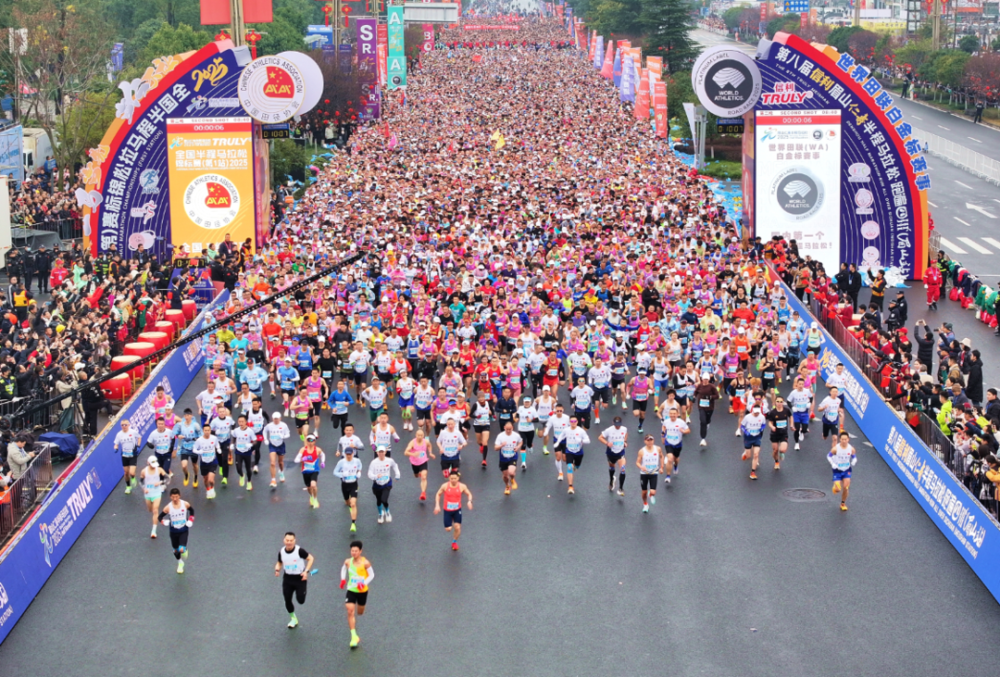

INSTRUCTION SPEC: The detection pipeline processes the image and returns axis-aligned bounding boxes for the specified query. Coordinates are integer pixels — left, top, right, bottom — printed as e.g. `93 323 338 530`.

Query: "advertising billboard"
166 117 255 255
755 108 842 272
388 6 407 90
0 125 23 186
356 18 381 121
749 33 929 278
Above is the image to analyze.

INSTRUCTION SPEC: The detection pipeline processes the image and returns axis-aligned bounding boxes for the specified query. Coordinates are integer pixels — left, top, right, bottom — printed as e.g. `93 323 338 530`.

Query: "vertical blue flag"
612 47 622 88
593 36 604 69
620 54 635 103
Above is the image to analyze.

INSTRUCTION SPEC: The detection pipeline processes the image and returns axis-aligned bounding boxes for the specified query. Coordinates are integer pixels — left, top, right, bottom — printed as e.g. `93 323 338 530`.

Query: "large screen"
165 116 256 255
755 108 842 272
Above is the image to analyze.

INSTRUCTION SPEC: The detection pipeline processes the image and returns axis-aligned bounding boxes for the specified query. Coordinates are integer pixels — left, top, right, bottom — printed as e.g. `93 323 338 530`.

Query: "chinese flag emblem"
263 66 294 99
205 182 232 208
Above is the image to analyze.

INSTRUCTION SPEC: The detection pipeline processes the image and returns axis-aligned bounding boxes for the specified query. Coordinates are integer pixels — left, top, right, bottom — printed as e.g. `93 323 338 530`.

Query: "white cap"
147 456 159 467
272 412 282 419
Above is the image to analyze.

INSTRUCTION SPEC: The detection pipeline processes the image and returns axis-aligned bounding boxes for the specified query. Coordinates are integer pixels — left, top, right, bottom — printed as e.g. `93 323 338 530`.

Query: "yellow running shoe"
832 480 842 494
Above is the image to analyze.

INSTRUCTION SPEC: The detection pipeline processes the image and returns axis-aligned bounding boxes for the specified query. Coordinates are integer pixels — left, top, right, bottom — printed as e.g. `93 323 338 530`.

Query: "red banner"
654 81 667 138
422 23 435 53
635 69 650 120
377 23 388 88
462 24 521 30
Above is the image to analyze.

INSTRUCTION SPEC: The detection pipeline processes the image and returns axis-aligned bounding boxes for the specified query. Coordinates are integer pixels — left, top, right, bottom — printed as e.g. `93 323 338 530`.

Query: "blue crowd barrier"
0 290 230 643
777 279 1000 601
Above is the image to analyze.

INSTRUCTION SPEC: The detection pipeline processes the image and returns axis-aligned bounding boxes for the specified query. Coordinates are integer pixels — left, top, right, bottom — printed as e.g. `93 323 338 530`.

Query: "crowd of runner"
105 15 861 643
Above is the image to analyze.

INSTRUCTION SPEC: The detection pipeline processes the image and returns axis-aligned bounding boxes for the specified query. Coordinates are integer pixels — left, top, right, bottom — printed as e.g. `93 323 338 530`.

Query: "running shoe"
350 522 357 533
183 474 190 487
595 417 600 424
642 504 649 513
700 439 707 447
741 451 749 461
794 442 800 451
270 480 277 489
350 631 360 648
247 481 253 491
609 481 615 492
617 489 625 497
557 473 564 481
385 511 392 523
673 465 679 476
253 465 259 474
279 471 285 483
840 502 848 511
749 470 758 480
511 479 518 491
177 560 185 574
451 542 459 551
637 425 643 433
151 526 157 539
567 486 575 495
443 468 450 478
181 547 188 560
193 478 199 488
774 462 780 470
481 459 487 468
650 495 656 505
664 476 671 485
288 613 298 629
521 462 527 471
735 430 741 436
125 486 132 495
239 476 245 487
419 491 426 501
832 480 842 494
377 513 385 524
504 488 511 496
221 477 228 486
542 445 549 455
612 395 617 405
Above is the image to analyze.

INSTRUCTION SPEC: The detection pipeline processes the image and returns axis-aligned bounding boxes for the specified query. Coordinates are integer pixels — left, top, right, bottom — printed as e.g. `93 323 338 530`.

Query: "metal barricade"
0 445 53 542
918 128 1000 187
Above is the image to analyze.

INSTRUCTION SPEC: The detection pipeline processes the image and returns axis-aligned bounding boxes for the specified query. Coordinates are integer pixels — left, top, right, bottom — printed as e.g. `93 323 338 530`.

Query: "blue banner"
775 279 1000 601
0 125 24 186
0 291 229 643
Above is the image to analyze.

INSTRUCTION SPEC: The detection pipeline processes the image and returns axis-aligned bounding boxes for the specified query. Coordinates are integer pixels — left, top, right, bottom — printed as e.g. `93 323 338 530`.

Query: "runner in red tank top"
433 472 473 551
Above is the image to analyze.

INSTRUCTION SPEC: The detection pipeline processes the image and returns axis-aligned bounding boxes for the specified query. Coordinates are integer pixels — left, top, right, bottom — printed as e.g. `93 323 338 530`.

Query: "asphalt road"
2 363 1000 676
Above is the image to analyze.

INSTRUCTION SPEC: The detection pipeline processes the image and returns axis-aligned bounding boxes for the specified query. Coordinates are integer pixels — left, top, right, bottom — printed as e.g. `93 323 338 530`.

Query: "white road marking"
956 180 974 190
938 237 968 254
969 137 982 143
912 115 922 120
958 237 992 254
927 200 938 208
939 125 951 130
983 238 1000 250
954 216 971 226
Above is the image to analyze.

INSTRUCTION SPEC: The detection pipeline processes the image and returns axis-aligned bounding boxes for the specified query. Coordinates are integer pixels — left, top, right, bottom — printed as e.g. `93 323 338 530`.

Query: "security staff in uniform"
0 365 16 401
33 246 52 293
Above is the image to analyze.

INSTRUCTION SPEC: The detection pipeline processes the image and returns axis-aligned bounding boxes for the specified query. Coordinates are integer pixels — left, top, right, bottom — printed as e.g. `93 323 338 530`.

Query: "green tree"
590 0 643 37
250 15 307 56
894 38 933 73
141 22 212 63
959 34 979 54
640 0 697 73
922 49 970 87
270 138 308 185
827 25 865 53
766 13 798 38
722 6 744 30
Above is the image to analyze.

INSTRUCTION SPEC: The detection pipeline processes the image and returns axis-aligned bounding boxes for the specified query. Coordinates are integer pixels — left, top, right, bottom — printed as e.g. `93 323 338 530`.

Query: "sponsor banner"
338 43 353 72
775 278 1000 604
0 292 230 644
635 69 650 120
166 117 255 255
654 81 668 138
692 45 763 118
421 24 435 53
753 33 928 277
356 19 380 121
388 6 407 90
593 35 603 69
612 47 622 88
462 25 521 30
755 108 842 272
619 53 635 103
377 24 388 89
86 44 249 256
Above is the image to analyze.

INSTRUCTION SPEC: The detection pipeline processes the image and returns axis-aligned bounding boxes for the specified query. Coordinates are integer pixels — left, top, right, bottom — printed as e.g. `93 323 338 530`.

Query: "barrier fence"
918 128 1000 187
12 218 81 241
772 264 1000 603
0 446 52 543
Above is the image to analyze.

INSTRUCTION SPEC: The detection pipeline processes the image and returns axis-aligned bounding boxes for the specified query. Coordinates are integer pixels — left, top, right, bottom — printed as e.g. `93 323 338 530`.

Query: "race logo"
860 220 881 240
692 46 762 118
848 162 872 182
238 56 305 123
760 82 814 106
185 95 208 114
139 169 160 194
129 200 157 224
127 230 156 251
771 167 824 221
855 188 874 215
183 174 240 229
192 56 228 92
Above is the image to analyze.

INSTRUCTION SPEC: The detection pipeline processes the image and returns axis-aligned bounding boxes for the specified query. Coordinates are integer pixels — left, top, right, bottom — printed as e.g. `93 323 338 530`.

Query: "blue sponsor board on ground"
0 291 228 643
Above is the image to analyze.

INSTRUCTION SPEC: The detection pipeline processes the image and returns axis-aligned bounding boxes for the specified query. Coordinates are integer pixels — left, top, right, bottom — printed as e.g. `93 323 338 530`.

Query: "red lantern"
245 28 263 59
335 111 340 116
324 99 330 104
215 29 230 42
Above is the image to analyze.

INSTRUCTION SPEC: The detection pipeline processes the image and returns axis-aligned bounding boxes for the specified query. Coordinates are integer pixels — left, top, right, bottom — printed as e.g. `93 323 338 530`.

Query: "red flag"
448 140 454 152
205 182 232 208
264 66 294 99
382 121 391 139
